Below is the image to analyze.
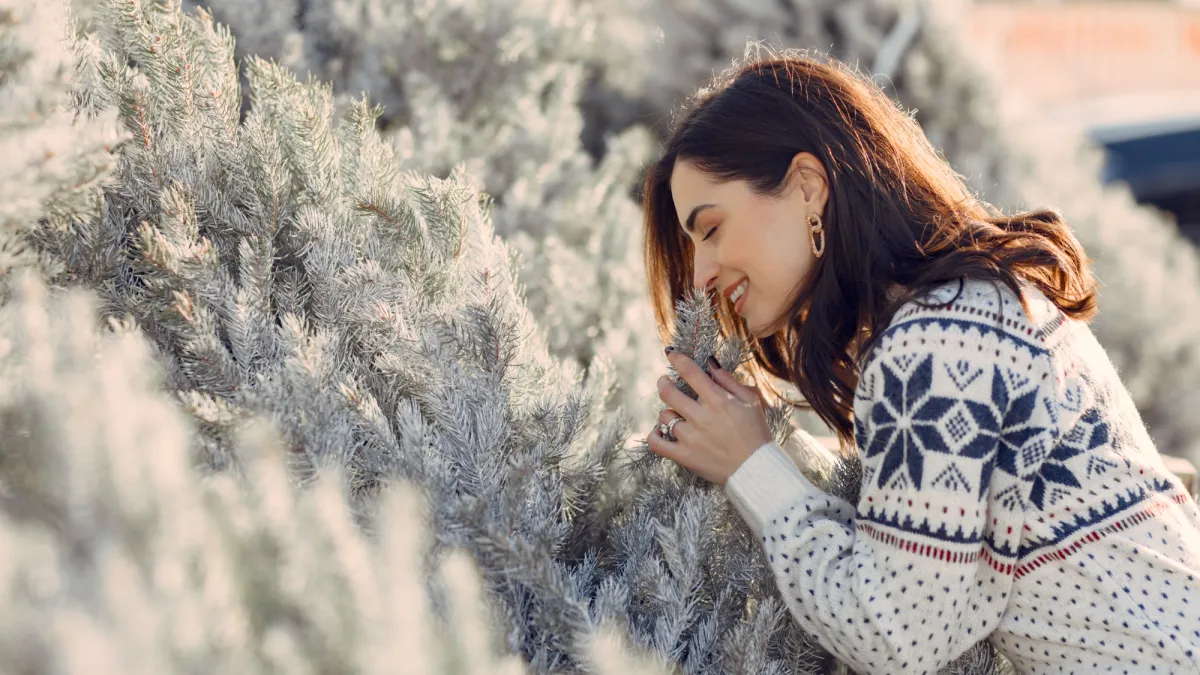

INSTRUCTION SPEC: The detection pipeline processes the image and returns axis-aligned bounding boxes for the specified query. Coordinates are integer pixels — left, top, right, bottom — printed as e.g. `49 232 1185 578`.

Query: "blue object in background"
1091 117 1200 241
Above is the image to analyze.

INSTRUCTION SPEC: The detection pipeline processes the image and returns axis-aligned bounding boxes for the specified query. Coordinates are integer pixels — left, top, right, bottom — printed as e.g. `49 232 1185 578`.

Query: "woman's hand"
647 350 774 485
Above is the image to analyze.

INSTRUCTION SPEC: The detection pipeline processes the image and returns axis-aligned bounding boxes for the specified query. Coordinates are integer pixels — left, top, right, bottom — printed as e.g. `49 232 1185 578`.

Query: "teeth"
729 279 748 303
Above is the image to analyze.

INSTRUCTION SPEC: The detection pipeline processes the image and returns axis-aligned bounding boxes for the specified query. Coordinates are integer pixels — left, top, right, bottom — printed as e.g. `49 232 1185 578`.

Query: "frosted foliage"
180 0 664 426
20 2 895 671
584 0 1200 464
0 273 651 675
0 0 122 295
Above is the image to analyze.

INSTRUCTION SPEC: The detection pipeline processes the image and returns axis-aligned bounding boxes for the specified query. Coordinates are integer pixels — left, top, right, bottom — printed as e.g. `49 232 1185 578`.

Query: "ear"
786 152 829 214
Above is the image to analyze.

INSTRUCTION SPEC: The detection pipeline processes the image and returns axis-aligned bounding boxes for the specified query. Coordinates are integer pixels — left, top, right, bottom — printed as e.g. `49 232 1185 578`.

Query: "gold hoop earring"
808 213 825 258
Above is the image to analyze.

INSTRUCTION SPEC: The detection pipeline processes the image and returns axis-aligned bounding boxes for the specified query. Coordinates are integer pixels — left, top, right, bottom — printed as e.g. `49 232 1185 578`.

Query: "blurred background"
967 0 1200 241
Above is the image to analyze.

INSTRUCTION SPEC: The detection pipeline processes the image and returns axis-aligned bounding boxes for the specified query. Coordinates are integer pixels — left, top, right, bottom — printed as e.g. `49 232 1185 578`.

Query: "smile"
730 279 748 313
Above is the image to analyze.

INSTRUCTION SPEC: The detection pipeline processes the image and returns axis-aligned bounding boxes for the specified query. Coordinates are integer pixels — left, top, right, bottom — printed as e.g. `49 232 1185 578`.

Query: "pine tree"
580 0 1200 464
171 0 666 426
22 2 881 671
0 3 622 667
0 272 671 674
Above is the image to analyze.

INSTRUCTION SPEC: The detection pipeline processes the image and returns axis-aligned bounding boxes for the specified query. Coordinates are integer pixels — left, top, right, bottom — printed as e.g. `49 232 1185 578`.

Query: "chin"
752 327 776 340
748 312 787 339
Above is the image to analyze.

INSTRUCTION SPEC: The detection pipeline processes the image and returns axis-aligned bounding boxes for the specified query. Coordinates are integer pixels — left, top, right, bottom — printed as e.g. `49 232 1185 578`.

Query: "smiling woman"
640 51 1200 674
641 53 1094 445
667 154 826 338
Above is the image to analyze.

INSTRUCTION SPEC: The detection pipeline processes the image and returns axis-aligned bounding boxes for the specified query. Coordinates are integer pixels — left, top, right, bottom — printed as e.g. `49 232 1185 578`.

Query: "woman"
643 52 1200 674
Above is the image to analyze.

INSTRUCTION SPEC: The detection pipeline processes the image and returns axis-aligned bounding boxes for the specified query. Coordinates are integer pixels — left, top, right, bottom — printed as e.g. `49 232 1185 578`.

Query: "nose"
692 251 719 294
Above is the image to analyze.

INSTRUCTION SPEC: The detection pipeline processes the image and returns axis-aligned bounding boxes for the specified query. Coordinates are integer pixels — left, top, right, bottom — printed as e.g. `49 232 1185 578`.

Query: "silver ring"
661 415 684 440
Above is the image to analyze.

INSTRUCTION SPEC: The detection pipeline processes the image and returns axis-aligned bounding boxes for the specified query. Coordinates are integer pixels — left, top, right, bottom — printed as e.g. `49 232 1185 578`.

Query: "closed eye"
702 226 719 242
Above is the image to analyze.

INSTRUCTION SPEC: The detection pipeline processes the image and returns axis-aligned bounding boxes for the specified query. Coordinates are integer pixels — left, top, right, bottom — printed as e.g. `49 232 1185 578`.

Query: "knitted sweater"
725 277 1200 675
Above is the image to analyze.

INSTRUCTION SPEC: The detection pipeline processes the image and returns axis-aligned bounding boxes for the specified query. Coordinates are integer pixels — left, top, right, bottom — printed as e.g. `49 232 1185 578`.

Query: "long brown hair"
642 51 1097 449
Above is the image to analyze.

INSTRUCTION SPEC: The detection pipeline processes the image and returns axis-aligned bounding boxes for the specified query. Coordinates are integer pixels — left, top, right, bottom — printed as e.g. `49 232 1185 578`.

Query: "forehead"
669 159 722 199
670 161 725 212
669 160 743 231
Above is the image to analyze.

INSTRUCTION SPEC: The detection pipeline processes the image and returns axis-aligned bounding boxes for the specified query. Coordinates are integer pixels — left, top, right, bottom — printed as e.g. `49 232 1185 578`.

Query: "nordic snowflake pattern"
862 353 1063 506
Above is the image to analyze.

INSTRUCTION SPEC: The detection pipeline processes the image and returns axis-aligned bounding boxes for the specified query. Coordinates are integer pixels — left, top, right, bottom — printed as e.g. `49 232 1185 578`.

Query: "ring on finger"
661 415 684 440
656 410 678 436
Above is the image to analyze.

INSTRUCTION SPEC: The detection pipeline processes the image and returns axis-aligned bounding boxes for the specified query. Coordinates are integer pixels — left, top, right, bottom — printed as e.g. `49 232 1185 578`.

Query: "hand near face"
646 350 774 485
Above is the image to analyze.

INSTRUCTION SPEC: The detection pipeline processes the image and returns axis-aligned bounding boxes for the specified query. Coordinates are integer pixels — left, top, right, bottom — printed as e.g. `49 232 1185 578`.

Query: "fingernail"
664 346 675 355
708 356 721 370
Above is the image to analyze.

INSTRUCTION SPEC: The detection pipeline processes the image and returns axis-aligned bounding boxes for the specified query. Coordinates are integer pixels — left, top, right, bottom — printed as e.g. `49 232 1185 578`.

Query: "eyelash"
702 226 719 242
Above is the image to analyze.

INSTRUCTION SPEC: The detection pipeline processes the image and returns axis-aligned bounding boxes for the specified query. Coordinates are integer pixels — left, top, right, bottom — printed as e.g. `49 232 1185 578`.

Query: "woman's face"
669 155 827 337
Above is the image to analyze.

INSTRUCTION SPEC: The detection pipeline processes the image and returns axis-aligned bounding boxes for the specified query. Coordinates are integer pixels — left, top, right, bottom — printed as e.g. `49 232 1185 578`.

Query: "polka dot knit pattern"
724 278 1200 674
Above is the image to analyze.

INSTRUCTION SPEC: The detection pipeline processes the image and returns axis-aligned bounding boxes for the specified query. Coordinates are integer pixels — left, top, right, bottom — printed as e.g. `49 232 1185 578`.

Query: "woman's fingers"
666 351 728 404
646 424 689 465
659 353 761 414
657 376 701 419
656 408 692 443
707 362 760 405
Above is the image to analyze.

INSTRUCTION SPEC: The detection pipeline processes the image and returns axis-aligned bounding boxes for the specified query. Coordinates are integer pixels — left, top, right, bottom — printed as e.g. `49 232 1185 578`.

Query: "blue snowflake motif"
865 355 957 490
961 365 1051 502
1027 409 1101 509
865 355 1054 502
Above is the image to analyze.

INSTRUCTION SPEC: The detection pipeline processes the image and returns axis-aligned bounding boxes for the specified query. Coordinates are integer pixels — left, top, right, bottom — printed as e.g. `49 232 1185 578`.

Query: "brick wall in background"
966 1 1200 128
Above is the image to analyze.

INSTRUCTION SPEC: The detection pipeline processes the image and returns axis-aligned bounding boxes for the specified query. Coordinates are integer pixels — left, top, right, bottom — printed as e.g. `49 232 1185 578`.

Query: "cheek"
754 242 815 323
755 234 811 288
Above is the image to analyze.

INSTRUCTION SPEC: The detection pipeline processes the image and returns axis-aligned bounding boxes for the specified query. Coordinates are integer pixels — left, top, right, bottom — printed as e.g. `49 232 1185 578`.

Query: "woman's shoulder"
872 277 1065 368
854 278 1067 454
888 277 1062 342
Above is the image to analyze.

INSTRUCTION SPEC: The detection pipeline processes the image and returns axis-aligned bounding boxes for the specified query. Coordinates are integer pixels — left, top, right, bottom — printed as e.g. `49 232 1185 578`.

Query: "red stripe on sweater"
1013 492 1191 579
854 492 1192 578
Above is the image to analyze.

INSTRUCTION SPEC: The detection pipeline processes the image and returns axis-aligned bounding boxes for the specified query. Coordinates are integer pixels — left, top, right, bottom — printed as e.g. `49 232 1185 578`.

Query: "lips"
722 277 748 301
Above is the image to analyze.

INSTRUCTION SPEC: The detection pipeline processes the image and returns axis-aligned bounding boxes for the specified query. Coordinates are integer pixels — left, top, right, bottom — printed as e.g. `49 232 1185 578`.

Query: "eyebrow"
683 204 717 234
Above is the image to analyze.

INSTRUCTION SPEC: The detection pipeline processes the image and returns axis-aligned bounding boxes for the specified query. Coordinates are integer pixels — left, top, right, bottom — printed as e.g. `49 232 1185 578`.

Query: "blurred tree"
0 0 122 298
0 273 664 675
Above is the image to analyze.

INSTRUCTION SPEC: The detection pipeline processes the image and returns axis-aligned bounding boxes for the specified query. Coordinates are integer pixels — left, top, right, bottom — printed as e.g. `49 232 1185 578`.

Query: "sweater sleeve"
725 320 1056 674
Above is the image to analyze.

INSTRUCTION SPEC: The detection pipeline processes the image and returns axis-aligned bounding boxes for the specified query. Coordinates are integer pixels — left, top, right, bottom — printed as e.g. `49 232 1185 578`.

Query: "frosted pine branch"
0 0 123 298
182 0 665 426
0 272 639 675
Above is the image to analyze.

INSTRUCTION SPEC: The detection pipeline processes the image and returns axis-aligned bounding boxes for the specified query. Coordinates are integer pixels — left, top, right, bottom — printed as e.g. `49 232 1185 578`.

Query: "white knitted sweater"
725 277 1200 674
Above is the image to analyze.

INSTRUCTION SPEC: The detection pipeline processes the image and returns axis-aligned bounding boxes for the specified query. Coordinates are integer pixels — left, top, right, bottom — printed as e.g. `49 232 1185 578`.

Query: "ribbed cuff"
725 440 824 538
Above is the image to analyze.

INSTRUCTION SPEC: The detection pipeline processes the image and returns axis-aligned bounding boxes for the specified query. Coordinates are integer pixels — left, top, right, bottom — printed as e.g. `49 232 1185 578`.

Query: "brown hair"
642 51 1097 449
